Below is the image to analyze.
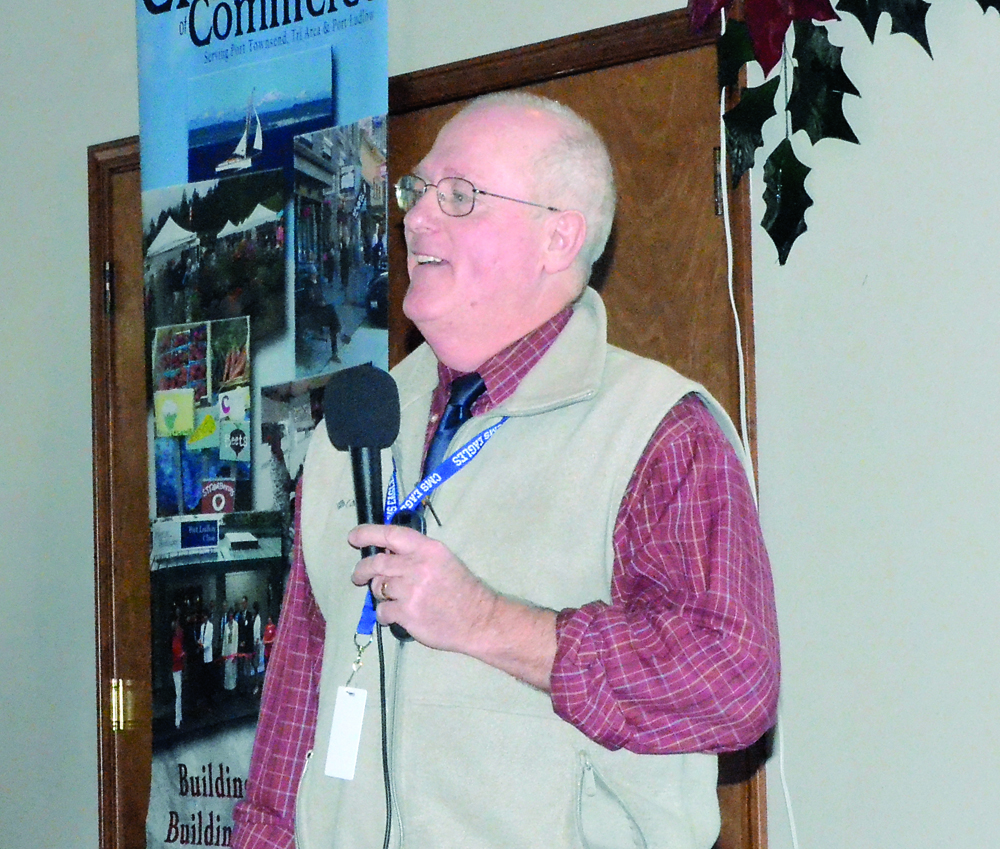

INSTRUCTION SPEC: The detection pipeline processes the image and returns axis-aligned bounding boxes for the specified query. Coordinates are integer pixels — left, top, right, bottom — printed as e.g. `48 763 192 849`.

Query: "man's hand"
348 523 558 691
349 523 495 653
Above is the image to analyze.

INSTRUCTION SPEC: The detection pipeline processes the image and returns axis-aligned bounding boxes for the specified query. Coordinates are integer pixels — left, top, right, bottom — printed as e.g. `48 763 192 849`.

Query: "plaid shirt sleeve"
551 395 780 755
231 485 326 849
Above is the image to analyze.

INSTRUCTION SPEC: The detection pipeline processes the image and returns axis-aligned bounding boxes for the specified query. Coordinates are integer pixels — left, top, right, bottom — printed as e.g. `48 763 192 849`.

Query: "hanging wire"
717 11 756 496
782 28 793 140
719 11 799 849
377 623 394 849
777 719 802 849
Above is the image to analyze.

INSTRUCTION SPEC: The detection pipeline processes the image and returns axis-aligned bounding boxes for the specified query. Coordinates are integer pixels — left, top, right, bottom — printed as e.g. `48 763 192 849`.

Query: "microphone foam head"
323 363 401 450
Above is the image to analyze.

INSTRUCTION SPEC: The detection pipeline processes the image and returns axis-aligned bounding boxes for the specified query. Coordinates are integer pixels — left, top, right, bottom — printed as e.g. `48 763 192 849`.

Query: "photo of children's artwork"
153 317 252 517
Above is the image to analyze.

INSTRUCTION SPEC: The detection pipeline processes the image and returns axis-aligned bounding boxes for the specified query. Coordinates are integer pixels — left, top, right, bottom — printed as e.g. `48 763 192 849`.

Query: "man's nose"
403 188 440 231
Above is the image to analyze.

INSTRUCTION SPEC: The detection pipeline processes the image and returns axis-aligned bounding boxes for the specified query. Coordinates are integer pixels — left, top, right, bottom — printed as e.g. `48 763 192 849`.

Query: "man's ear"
542 210 587 274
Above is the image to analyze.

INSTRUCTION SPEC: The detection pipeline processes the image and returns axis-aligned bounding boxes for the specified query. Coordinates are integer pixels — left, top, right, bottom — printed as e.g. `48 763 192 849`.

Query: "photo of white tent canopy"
215 204 281 240
147 215 198 257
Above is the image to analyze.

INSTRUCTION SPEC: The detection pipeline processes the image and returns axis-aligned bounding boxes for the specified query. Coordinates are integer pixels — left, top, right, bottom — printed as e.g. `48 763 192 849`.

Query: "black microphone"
323 363 411 640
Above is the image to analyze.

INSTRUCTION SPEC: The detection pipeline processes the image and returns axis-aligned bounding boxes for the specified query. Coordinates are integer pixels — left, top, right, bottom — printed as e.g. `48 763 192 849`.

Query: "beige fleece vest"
297 288 748 848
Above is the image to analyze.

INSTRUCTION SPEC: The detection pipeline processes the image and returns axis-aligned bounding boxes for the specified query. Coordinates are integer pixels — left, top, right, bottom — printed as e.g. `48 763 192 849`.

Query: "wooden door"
90 10 764 849
385 13 763 848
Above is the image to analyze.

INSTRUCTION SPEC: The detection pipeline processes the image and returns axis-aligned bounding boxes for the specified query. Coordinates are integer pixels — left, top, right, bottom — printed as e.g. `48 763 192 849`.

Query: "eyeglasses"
394 174 561 218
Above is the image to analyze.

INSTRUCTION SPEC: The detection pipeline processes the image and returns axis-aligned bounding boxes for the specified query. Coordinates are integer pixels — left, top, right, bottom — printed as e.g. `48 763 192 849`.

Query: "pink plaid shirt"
232 311 780 847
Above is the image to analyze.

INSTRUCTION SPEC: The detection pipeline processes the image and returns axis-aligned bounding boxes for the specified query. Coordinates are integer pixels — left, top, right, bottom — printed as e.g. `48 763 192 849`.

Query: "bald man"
234 92 779 849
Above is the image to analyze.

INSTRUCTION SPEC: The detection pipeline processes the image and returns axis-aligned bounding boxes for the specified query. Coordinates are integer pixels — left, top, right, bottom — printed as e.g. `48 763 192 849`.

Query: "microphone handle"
386 510 426 642
350 447 383 558
350 448 412 641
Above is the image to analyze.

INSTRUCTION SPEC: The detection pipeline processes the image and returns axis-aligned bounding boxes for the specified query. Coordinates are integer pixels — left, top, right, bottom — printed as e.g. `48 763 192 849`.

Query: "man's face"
401 106 565 367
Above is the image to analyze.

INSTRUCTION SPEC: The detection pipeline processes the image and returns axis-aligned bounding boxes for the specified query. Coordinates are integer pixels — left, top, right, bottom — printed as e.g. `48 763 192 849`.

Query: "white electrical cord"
776 719 801 849
716 62 757 499
718 12 799 849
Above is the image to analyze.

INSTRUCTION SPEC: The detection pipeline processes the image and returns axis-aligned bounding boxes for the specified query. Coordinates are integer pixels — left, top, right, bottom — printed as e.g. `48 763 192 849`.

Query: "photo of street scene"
292 117 388 377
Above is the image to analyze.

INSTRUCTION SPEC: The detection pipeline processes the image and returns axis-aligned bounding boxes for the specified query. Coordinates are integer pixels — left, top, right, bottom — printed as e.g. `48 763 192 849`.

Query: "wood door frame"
90 135 151 849
91 10 765 849
389 10 717 112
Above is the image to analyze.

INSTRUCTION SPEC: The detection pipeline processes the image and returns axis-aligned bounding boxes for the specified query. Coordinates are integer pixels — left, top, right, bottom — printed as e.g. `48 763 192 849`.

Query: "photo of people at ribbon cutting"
151 559 284 745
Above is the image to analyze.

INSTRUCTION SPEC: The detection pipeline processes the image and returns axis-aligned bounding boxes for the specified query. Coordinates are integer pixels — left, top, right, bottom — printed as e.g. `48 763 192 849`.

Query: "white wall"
2 0 998 846
755 5 1000 847
0 2 139 847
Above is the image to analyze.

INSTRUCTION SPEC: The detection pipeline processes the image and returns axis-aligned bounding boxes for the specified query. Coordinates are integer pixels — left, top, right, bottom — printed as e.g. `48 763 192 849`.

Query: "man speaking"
233 92 779 849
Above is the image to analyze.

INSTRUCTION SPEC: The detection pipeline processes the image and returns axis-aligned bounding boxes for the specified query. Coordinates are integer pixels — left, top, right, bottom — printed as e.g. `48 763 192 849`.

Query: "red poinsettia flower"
688 0 838 74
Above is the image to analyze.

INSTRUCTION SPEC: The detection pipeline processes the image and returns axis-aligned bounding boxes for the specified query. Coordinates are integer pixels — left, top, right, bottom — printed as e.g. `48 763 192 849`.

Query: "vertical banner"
134 2 388 844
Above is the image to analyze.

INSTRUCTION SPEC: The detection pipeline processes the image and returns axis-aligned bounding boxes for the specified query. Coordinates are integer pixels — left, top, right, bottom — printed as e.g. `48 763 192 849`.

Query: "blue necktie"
422 372 486 476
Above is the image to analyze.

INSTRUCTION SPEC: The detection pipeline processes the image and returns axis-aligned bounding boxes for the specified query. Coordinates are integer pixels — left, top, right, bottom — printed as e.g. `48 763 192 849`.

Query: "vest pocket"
576 751 647 849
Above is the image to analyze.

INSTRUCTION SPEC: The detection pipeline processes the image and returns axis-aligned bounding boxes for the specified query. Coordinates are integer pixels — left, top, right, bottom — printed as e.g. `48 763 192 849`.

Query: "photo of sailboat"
216 90 263 173
186 47 339 183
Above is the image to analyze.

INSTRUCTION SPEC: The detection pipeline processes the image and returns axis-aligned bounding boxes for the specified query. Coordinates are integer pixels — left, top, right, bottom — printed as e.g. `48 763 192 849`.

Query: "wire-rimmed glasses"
394 175 561 218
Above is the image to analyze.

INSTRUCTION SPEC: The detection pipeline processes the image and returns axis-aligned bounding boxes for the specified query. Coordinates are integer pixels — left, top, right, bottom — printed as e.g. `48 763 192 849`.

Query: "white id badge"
324 686 367 780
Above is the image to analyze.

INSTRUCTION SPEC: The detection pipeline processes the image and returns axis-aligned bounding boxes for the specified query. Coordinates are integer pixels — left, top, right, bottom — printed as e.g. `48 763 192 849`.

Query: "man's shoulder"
603 344 703 401
602 345 749 473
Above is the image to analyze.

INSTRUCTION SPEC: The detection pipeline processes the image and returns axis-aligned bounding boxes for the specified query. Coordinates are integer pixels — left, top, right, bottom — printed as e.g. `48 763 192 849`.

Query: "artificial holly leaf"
745 0 840 75
882 0 932 55
762 138 813 264
718 20 756 88
792 21 860 96
724 77 781 184
788 21 861 144
836 0 933 57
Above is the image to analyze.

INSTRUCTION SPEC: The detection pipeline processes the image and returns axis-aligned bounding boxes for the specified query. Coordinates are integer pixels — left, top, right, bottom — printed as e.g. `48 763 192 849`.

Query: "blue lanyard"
385 417 507 521
355 417 509 635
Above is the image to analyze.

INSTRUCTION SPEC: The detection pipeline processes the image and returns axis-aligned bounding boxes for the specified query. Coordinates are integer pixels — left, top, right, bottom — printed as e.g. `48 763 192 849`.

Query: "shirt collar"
434 306 573 415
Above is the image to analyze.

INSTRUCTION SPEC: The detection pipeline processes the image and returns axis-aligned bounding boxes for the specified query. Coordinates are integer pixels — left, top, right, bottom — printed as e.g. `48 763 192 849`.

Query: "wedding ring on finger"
379 578 393 602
